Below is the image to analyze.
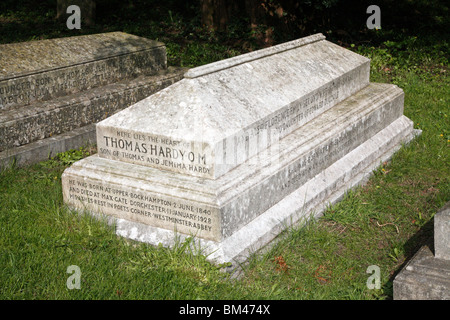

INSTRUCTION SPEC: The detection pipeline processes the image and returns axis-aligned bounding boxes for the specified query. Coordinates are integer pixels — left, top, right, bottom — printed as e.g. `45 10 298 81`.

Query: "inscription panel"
63 176 220 241
220 86 404 237
97 126 214 178
0 48 165 110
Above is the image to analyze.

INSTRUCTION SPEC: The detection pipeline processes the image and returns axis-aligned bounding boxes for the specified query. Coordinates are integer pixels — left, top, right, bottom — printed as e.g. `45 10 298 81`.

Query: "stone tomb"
0 32 184 167
62 33 420 264
394 201 450 300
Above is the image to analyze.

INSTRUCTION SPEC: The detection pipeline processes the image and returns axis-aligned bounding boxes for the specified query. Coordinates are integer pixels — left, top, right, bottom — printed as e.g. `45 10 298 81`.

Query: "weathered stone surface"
0 68 184 152
394 246 450 300
63 113 418 263
62 82 413 243
119 126 419 266
0 124 96 170
61 33 419 264
435 201 450 261
96 33 370 179
0 32 185 168
394 201 450 300
0 32 166 110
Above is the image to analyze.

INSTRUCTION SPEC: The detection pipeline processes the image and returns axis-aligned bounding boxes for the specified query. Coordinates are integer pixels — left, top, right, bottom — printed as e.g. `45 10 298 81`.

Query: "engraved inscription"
280 95 399 193
0 51 161 110
1 61 112 109
254 73 353 137
98 129 212 176
66 178 217 239
214 74 352 171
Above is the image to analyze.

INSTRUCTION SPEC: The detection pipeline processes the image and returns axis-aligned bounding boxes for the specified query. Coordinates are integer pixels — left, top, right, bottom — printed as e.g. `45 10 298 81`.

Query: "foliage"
53 147 92 166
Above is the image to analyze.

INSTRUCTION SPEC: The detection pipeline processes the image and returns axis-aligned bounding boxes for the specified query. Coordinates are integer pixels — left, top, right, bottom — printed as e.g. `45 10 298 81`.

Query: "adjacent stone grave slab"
0 32 185 168
394 245 450 300
394 201 450 300
0 32 166 110
0 68 184 152
1 124 97 169
62 33 419 265
435 201 450 261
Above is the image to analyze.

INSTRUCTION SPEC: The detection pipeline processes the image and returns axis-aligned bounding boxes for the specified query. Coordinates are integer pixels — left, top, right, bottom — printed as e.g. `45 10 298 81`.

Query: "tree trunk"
200 0 229 32
245 0 265 31
215 0 228 32
201 0 215 31
245 0 273 46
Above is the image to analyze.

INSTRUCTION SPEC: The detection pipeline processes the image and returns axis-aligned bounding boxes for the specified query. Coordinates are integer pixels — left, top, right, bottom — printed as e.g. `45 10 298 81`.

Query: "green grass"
1 1 449 300
0 161 230 299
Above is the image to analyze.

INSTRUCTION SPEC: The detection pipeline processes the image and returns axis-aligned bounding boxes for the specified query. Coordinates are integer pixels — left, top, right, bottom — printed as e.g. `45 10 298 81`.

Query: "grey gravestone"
435 201 450 261
0 32 185 168
394 202 450 300
61 33 420 265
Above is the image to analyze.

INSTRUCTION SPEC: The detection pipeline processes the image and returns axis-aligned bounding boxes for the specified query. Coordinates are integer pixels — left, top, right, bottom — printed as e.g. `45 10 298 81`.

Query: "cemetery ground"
0 1 449 300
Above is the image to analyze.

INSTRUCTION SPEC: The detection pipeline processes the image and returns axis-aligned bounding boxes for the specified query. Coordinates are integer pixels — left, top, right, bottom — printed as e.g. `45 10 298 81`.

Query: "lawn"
0 0 448 300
